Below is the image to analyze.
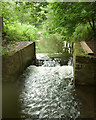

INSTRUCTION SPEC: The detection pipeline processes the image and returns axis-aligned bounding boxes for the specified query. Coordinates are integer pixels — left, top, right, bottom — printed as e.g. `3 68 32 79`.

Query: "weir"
17 52 81 118
2 41 96 118
2 41 72 82
2 41 81 118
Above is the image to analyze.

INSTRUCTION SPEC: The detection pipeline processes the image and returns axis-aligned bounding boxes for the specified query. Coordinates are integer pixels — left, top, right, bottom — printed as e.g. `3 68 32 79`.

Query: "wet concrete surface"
75 85 96 118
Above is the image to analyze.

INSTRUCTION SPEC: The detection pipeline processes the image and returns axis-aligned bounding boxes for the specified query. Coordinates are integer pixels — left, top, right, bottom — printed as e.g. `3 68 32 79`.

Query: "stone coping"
74 41 96 57
5 41 34 56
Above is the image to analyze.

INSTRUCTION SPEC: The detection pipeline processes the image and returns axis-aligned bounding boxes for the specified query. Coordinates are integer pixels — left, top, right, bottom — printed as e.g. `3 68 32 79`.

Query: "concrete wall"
73 43 96 86
2 42 36 82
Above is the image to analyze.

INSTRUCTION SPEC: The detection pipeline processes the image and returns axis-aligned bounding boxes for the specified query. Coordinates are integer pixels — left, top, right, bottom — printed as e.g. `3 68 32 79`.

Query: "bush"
3 22 38 43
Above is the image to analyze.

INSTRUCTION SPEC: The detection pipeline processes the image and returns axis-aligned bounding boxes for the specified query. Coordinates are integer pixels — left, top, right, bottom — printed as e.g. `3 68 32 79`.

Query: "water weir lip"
36 53 73 67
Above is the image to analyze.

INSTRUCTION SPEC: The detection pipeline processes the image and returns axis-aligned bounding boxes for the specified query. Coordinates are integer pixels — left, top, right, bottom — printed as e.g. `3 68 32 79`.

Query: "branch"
88 18 93 29
92 17 95 31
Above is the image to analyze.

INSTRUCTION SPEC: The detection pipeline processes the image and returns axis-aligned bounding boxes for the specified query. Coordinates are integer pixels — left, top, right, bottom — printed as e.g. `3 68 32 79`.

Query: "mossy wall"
2 42 36 82
73 43 96 86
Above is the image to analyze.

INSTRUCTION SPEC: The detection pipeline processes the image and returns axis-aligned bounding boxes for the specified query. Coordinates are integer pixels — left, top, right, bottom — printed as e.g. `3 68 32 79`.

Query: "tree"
15 2 48 25
51 2 96 39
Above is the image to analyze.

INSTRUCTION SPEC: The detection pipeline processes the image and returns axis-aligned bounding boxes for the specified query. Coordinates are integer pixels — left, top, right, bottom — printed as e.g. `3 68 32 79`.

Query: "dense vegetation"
50 2 96 42
1 2 96 54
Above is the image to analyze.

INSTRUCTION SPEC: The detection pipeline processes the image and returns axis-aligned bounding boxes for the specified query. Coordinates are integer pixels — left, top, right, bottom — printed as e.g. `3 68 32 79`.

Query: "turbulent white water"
19 57 80 118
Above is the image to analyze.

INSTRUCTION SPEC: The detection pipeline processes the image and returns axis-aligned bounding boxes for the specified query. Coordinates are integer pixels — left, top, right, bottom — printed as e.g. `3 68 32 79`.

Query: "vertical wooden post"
0 17 3 31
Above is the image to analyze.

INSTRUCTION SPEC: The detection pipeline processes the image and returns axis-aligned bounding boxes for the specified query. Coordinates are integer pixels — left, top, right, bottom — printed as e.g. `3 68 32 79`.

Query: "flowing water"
18 54 80 118
3 53 81 119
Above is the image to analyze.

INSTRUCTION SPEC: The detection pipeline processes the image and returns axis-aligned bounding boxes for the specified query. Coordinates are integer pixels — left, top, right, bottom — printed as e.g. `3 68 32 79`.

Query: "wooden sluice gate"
73 41 96 86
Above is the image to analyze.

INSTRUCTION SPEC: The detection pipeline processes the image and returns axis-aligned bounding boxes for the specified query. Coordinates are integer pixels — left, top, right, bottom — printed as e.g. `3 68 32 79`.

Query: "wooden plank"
80 41 94 55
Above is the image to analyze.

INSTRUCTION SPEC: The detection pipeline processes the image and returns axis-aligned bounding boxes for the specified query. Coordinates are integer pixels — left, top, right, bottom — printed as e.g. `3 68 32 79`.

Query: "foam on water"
20 63 80 118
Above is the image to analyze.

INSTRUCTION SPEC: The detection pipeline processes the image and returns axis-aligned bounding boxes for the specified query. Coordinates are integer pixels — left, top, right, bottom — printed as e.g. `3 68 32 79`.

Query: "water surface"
2 54 80 118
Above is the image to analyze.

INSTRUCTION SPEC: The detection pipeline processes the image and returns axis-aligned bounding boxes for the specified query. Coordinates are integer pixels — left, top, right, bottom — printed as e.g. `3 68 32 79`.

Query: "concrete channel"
2 40 96 118
2 41 36 82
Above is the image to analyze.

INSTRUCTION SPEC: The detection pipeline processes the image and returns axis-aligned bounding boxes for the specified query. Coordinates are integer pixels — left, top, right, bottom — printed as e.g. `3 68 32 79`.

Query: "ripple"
19 65 80 118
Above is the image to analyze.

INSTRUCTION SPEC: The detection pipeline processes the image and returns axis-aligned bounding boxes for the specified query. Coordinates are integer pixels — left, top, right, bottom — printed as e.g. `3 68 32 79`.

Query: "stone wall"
73 43 96 86
2 42 36 82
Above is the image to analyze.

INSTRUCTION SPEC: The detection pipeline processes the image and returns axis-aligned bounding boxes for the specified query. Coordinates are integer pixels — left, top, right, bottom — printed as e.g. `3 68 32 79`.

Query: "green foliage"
3 22 38 43
48 2 96 42
73 24 95 42
2 2 17 24
2 2 48 25
37 32 64 53
2 1 96 55
2 2 48 44
0 46 8 56
36 2 96 54
51 2 96 32
2 48 8 55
